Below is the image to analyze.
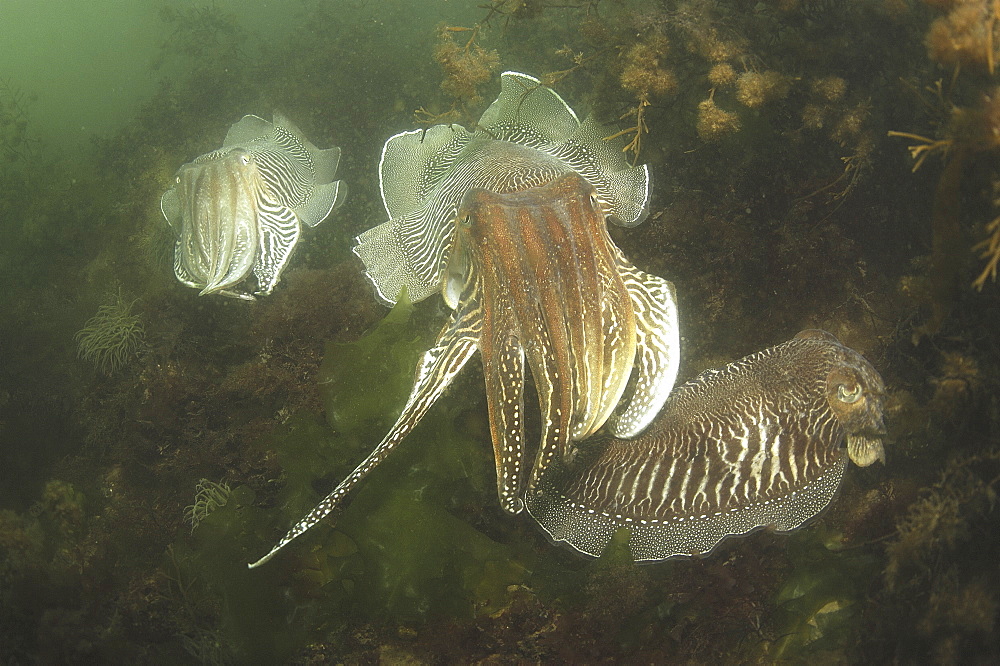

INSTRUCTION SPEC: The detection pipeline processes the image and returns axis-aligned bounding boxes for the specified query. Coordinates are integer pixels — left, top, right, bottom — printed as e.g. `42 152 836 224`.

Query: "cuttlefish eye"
458 213 473 228
836 382 863 404
240 153 252 166
588 191 599 209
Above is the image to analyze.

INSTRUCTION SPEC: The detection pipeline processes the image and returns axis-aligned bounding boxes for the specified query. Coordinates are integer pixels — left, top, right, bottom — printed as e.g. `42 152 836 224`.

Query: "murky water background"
2 1 998 662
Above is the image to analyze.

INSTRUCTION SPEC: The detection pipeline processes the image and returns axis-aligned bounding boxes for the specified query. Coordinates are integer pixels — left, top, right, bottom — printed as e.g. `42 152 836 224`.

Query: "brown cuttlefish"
527 330 887 562
249 73 680 567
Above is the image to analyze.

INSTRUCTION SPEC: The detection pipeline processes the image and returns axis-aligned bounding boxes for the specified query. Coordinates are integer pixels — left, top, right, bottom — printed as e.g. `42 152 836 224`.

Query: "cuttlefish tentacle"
481 332 527 513
248 300 481 569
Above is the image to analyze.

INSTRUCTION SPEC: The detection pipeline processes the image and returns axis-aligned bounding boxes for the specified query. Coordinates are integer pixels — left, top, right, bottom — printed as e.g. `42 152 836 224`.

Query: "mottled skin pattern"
527 330 887 562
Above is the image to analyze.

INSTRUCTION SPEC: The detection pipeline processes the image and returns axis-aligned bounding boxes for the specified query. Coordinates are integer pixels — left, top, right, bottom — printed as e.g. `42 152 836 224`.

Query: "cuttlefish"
527 330 887 562
249 73 680 568
161 112 345 300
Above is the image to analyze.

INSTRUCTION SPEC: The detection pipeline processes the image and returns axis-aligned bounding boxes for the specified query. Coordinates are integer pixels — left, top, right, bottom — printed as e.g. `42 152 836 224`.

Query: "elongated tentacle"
248 306 481 568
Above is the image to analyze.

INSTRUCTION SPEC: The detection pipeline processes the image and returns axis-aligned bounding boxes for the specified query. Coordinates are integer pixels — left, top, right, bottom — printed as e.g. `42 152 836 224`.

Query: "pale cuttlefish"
249 72 680 568
161 112 345 300
527 330 887 562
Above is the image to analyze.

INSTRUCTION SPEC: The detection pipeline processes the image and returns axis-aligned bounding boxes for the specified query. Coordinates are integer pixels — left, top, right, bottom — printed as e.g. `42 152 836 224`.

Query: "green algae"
164 484 313 663
767 530 879 660
312 293 528 619
317 288 430 439
160 292 530 660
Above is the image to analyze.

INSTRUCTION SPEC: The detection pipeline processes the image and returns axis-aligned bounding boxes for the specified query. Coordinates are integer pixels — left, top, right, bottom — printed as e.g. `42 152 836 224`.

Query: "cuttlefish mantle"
527 330 887 562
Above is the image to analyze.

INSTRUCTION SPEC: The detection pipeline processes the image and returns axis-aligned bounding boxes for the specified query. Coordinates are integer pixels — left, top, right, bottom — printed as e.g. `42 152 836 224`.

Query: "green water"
2 0 999 662
0 0 484 156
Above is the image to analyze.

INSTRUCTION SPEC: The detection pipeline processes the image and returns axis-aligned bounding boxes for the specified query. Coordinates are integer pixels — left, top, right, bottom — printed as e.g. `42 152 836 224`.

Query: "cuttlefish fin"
247 303 481 569
253 205 300 296
609 263 681 438
353 209 447 306
379 124 473 220
483 332 528 514
356 123 474 306
478 71 579 144
223 114 273 147
310 146 343 188
477 74 650 228
564 115 651 228
160 189 182 229
294 179 345 228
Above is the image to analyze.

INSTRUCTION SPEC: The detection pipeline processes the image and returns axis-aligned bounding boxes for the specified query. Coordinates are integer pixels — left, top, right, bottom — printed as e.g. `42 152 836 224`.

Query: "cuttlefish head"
168 148 263 297
804 331 887 467
446 172 641 512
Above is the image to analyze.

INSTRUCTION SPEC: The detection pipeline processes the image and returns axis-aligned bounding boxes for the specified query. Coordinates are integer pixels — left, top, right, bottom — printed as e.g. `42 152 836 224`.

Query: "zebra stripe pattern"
527 330 886 562
250 172 679 568
161 112 344 300
355 71 651 307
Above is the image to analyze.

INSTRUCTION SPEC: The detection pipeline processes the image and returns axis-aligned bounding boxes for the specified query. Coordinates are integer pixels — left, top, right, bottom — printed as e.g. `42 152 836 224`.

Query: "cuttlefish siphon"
161 112 345 300
527 330 887 562
249 73 680 568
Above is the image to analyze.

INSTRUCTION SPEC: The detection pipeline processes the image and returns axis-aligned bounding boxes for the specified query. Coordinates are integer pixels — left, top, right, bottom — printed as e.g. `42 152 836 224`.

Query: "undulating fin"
379 124 474 221
563 115 651 227
222 113 272 146
309 146 343 193
160 188 181 228
294 179 344 229
253 205 300 295
476 71 580 144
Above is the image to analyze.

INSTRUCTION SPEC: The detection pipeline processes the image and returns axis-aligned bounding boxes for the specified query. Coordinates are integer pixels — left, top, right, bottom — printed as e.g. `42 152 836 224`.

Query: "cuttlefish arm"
247 299 482 568
454 173 641 512
609 259 681 438
252 203 300 296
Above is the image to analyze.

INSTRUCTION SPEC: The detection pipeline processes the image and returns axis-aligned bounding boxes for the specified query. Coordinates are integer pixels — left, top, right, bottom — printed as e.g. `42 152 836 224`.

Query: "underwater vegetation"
886 0 1000 337
74 289 146 375
423 24 502 125
3 0 1000 662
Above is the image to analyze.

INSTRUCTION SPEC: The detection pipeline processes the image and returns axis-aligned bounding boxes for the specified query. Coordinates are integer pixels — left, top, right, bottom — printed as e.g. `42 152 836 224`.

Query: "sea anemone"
74 289 145 375
183 479 232 534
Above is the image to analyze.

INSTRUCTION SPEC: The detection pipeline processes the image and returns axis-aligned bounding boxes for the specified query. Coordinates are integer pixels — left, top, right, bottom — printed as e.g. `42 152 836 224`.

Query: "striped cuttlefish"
249 72 681 568
527 330 887 562
161 112 345 300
